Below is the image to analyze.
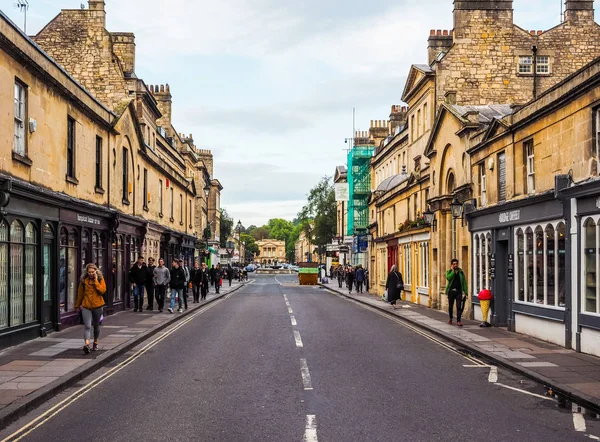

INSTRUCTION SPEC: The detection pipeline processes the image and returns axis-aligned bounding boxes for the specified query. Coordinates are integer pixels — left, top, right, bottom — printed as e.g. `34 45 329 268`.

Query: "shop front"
0 179 60 349
181 235 196 269
467 194 568 346
561 180 600 357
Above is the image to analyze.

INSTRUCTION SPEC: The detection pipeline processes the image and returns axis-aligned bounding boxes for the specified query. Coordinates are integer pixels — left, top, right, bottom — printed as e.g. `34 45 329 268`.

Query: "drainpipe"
532 45 538 100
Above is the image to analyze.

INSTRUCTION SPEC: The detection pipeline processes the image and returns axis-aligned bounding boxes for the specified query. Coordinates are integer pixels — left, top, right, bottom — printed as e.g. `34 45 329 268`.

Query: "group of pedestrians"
333 264 367 294
75 256 238 355
382 258 468 327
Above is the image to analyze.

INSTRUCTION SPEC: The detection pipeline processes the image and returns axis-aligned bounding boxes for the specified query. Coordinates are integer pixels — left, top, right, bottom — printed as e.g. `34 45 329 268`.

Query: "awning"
208 247 218 254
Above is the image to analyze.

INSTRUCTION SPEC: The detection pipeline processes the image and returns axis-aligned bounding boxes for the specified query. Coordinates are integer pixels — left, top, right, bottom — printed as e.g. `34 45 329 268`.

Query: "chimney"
564 0 594 23
389 105 408 133
152 84 172 126
111 33 136 76
428 29 454 64
453 1 513 39
88 0 106 28
369 120 390 146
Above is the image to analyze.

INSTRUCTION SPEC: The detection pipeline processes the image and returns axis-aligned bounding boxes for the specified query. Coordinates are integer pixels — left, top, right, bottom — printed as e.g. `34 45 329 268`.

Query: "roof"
413 64 434 73
375 173 409 193
450 104 514 124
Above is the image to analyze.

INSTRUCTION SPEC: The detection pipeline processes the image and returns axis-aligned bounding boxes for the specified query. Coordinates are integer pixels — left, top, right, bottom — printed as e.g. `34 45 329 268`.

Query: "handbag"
382 290 388 302
188 282 193 289
394 272 404 291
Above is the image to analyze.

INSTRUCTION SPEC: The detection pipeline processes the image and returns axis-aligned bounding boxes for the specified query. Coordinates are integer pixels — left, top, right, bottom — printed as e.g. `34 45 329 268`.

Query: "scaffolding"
347 145 374 236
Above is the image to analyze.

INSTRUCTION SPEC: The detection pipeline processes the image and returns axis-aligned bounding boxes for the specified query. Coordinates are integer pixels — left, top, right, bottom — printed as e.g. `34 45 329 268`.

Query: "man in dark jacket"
346 266 355 294
168 260 186 313
214 264 223 294
355 265 365 293
200 262 210 300
190 261 202 303
226 265 234 287
446 258 468 327
145 257 156 311
129 256 147 312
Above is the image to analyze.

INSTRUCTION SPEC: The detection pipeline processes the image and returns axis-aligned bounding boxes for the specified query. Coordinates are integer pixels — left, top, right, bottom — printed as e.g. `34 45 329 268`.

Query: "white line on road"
495 382 553 401
294 330 304 348
573 413 587 432
288 307 294 314
463 364 489 368
290 315 297 326
285 301 291 307
300 358 313 390
283 294 288 301
303 415 318 442
488 365 498 383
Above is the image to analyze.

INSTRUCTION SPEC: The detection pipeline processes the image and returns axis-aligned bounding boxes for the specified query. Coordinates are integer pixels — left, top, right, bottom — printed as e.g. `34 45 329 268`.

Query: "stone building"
257 239 286 265
294 233 318 265
0 2 223 348
464 56 600 356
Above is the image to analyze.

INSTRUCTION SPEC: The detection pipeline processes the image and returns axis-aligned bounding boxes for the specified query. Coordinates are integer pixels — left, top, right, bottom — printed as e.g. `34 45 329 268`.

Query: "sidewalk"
323 283 600 413
0 281 246 427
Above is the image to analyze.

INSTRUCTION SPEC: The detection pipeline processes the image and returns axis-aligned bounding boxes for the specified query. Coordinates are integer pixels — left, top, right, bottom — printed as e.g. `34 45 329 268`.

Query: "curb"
0 283 247 429
321 283 600 414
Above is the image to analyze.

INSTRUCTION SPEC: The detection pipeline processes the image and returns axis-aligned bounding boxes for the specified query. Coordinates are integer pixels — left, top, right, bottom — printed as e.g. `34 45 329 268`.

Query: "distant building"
257 239 286 265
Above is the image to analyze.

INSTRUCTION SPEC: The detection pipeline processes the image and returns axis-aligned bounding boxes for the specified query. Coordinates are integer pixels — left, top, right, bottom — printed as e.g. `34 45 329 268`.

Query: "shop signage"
77 214 101 226
507 254 514 280
335 183 350 202
499 210 520 224
339 245 350 253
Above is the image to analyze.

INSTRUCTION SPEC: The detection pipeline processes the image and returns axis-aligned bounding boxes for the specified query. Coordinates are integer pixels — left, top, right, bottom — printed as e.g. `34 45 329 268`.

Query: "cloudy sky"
4 0 563 225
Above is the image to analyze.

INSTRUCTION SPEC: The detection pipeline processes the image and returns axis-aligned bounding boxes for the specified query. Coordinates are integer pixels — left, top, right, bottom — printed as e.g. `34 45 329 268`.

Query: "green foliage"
297 176 336 248
247 225 270 241
240 233 259 258
219 208 234 248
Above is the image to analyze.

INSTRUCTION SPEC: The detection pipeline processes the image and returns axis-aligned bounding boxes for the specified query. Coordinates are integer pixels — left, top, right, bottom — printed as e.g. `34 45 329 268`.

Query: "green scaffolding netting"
347 145 374 236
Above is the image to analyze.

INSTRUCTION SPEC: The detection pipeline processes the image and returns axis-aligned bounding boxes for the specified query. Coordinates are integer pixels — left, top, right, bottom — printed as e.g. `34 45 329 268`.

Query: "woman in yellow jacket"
75 263 107 354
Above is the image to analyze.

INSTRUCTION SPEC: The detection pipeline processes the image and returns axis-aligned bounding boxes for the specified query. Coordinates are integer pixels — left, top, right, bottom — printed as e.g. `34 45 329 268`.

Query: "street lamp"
423 206 435 225
236 220 243 265
450 197 464 219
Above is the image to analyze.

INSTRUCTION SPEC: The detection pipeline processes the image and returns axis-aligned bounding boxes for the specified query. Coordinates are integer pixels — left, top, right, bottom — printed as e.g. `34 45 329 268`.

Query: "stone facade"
258 239 286 264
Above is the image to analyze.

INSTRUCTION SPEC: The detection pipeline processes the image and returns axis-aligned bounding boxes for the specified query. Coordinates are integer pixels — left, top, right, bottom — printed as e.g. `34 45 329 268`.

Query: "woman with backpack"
75 263 107 354
385 264 404 309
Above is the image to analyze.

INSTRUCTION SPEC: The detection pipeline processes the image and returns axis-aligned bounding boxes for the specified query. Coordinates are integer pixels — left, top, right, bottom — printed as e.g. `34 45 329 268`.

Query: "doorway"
493 239 509 326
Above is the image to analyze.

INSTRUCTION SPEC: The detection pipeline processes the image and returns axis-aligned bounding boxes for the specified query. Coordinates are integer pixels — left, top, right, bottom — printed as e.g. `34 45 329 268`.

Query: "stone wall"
34 9 129 111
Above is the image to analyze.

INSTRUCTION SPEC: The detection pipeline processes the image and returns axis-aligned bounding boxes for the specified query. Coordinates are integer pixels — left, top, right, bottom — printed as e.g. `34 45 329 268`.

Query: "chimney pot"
430 29 436 35
436 29 442 35
443 30 448 36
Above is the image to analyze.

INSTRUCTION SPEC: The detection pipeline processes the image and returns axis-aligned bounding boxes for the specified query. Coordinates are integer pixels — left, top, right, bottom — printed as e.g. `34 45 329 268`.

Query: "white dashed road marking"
294 331 304 348
290 315 297 326
300 358 313 390
303 415 318 442
488 366 498 383
288 307 294 314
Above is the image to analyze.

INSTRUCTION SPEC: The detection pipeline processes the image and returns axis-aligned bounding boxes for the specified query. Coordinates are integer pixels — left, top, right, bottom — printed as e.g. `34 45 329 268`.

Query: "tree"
240 233 259 259
248 226 270 241
219 208 234 248
297 176 336 263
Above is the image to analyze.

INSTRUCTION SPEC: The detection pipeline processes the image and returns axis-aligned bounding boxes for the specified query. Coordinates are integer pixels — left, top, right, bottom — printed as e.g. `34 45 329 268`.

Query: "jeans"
448 291 463 322
192 283 201 302
356 281 364 293
133 285 145 311
170 288 183 310
81 307 103 342
146 284 155 309
155 285 166 311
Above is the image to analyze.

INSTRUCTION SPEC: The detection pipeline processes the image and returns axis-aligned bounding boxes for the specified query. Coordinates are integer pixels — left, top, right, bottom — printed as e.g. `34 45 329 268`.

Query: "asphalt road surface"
1 274 594 442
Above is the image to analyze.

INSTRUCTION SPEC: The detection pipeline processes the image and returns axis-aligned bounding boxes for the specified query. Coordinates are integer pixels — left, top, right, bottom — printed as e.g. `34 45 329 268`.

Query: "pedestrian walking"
226 265 233 286
346 266 355 294
385 265 404 309
214 263 223 294
329 265 334 278
129 256 147 312
209 265 216 288
145 257 156 311
75 263 106 354
337 265 344 288
168 260 186 313
153 258 170 312
200 262 210 300
190 261 202 303
355 265 365 293
446 258 468 327
180 259 190 310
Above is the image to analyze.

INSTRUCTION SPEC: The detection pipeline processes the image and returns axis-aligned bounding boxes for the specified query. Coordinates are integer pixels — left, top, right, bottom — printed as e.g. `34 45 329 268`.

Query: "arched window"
516 228 524 302
447 172 455 194
534 226 544 304
82 230 89 272
0 221 8 329
556 222 566 307
525 227 534 302
545 224 556 306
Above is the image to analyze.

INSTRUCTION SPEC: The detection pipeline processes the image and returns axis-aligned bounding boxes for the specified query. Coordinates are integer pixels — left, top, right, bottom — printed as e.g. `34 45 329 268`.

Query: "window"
67 117 76 179
179 194 183 224
60 228 79 313
189 199 192 227
479 164 487 207
402 243 411 287
583 217 600 314
473 232 492 297
14 80 26 156
417 109 422 137
596 108 600 175
159 180 163 216
95 136 102 190
423 103 428 131
411 115 415 141
122 148 129 202
170 188 174 220
498 152 507 202
418 242 430 289
143 168 148 210
515 221 565 307
92 233 105 272
518 56 550 74
536 56 550 74
525 140 535 193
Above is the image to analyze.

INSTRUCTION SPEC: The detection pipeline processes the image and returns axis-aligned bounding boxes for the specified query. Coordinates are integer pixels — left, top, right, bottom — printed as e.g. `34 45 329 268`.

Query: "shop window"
596 108 600 175
472 232 492 297
112 235 123 302
515 222 565 308
418 242 430 289
583 217 599 314
60 228 79 313
0 221 7 329
10 221 24 326
92 233 105 272
43 224 53 304
24 223 36 323
82 230 89 271
402 243 411 286
14 80 27 157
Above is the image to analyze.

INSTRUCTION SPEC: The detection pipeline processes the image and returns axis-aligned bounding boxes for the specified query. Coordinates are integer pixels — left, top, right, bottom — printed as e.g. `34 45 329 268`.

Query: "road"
0 274 592 441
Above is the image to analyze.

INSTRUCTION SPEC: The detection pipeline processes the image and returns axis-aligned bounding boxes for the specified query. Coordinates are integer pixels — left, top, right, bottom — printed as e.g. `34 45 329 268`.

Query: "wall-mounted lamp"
450 197 464 219
423 206 435 225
